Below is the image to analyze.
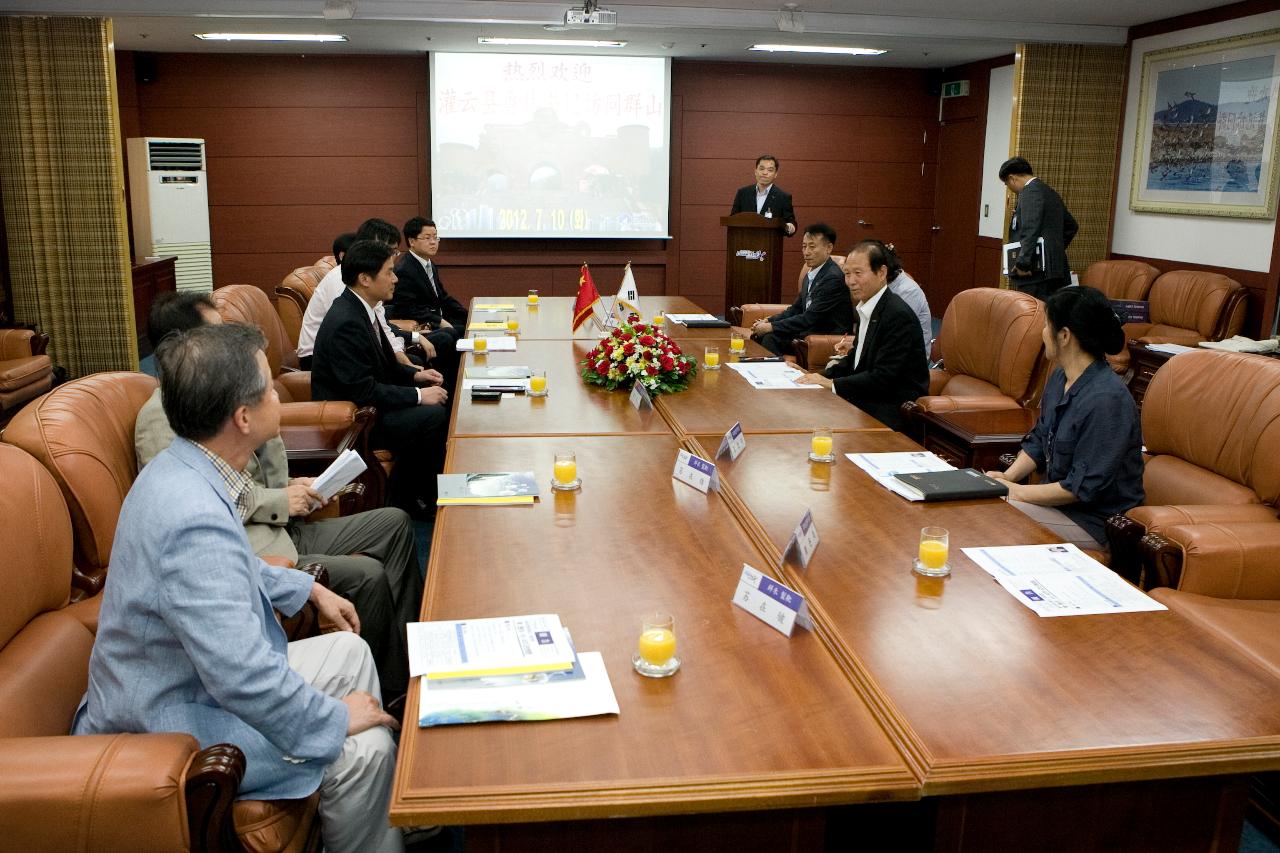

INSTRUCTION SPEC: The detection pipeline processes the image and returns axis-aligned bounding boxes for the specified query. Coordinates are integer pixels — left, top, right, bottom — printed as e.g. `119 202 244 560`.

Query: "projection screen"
429 52 671 239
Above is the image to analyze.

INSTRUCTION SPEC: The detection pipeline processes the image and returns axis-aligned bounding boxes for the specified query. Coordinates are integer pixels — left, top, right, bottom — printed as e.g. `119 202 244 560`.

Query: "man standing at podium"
730 154 796 236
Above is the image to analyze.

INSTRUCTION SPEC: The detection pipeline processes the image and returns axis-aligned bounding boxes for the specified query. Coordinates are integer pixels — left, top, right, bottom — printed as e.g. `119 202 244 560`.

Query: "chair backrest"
935 287 1046 402
2 372 158 594
0 444 93 738
1081 260 1160 301
796 255 846 293
276 266 326 348
314 255 336 273
213 284 299 375
1142 349 1280 507
1147 270 1247 340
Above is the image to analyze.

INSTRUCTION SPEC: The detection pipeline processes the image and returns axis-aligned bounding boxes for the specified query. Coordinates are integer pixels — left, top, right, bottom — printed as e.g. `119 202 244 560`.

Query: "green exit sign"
942 80 970 98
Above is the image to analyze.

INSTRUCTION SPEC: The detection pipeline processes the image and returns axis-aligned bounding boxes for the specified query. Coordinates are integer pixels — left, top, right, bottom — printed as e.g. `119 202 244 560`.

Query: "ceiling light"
194 33 348 42
477 37 626 48
749 44 886 55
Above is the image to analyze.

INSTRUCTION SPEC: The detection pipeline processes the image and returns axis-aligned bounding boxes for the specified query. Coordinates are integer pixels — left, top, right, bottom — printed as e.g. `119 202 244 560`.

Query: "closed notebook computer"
893 468 1009 502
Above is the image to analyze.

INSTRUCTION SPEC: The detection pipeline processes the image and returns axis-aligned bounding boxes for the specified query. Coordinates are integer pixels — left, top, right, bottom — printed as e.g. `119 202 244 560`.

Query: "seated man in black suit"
729 154 797 236
797 240 929 431
750 222 852 357
312 239 450 519
386 217 465 388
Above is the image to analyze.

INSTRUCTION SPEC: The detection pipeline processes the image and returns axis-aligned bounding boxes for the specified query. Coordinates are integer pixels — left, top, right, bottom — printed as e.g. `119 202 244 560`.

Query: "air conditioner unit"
126 137 214 293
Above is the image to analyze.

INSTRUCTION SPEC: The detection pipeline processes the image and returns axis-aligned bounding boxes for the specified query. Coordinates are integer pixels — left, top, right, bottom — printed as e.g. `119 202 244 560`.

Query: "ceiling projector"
564 6 618 28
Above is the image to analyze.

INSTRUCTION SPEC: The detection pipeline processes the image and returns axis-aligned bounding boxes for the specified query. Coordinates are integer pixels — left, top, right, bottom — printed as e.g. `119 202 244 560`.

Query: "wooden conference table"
392 297 1280 851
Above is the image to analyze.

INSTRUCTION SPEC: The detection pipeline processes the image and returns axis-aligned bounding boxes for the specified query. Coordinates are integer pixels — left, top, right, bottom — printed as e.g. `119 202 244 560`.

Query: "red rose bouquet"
580 315 697 394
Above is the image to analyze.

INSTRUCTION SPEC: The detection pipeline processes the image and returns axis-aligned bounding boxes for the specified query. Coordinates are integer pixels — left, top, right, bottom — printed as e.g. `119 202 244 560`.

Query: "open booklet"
310 448 368 501
962 544 1167 617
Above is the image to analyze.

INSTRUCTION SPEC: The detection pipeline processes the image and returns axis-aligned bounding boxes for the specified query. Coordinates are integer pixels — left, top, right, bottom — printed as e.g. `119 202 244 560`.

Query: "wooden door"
929 117 985 316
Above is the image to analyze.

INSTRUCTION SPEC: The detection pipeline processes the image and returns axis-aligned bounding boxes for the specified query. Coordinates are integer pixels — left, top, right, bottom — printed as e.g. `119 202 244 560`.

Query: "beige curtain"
0 16 136 376
1008 43 1127 284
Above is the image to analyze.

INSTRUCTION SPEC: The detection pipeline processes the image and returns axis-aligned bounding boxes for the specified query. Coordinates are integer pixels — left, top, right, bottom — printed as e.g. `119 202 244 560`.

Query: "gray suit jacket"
135 389 297 561
73 438 347 800
1010 178 1078 285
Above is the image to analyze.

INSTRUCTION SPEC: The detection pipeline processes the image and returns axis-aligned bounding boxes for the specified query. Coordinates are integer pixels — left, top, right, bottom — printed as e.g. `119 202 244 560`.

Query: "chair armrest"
795 334 844 371
1109 505 1277 587
280 404 375 479
909 395 1022 415
388 318 418 332
0 327 42 359
927 368 950 396
737 304 789 327
278 563 330 641
274 370 313 403
1127 503 1278 533
0 733 216 852
1144 521 1280 598
278 400 356 431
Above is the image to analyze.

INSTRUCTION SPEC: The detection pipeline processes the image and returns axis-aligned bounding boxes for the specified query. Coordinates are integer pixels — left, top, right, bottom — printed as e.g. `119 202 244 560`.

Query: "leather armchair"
0 327 53 425
275 265 327 350
0 442 322 853
1106 349 1280 587
212 284 311 402
1080 259 1160 300
900 287 1047 429
1109 270 1247 375
726 255 847 370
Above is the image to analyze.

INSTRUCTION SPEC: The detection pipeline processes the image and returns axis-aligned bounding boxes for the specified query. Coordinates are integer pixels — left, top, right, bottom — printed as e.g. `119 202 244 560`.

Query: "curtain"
1009 43 1128 283
0 16 137 376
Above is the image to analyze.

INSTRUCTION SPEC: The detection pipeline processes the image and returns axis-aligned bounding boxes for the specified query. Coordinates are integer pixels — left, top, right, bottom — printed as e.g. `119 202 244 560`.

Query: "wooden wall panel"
207 157 418 206
214 252 331 292
139 107 418 158
209 204 419 255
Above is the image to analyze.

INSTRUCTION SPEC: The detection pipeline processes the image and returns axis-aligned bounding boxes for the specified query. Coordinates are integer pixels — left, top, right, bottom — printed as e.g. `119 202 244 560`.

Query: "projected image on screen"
430 53 671 239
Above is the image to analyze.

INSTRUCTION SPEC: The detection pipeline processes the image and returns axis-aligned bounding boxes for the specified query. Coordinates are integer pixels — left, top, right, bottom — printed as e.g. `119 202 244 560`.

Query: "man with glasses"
297 218 433 370
387 218 465 385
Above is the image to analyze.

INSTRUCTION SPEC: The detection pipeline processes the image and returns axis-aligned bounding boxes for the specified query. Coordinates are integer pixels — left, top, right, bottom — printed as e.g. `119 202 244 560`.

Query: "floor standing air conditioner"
126 137 214 293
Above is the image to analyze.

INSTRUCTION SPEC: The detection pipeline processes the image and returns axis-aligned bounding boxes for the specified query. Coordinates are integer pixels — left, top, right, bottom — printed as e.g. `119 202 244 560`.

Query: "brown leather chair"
1080 259 1160 301
901 287 1047 424
1107 349 1280 588
275 265 328 350
0 327 53 426
0 442 322 853
1108 270 1248 375
727 255 847 370
212 284 313 403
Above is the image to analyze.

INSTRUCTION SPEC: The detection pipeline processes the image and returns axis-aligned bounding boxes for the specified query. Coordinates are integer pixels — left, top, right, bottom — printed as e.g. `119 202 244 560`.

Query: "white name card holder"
672 448 719 493
630 381 653 411
732 564 812 637
715 421 746 461
781 509 819 570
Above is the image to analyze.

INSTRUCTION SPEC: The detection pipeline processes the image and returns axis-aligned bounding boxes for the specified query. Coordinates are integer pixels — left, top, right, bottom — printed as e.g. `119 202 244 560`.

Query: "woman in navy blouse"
986 286 1144 551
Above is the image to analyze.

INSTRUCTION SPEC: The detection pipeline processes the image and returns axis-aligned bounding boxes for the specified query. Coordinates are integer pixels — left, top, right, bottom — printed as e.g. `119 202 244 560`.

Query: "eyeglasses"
414 234 440 242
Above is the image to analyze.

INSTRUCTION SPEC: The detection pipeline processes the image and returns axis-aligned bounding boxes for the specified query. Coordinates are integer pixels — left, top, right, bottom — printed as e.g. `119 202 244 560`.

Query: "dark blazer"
387 254 468 329
311 288 420 412
768 258 852 340
730 184 796 233
1010 178 1078 286
823 288 929 431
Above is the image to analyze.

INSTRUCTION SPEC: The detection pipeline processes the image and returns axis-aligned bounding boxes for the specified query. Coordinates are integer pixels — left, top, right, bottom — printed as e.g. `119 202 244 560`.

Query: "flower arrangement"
580 314 697 395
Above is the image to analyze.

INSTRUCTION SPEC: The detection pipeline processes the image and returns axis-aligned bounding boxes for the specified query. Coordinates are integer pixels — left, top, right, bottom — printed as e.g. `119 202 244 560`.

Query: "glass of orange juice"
704 345 720 370
528 368 548 397
652 311 665 327
633 612 680 677
551 451 580 491
915 526 950 577
506 317 520 334
527 289 539 306
729 331 746 354
472 335 487 353
809 427 834 462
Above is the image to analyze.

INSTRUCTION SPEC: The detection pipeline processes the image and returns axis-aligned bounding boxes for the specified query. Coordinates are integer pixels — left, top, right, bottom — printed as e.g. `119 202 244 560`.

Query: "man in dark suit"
312 239 450 519
750 222 852 356
387 217 464 389
1000 156 1078 301
798 241 928 431
729 154 797 236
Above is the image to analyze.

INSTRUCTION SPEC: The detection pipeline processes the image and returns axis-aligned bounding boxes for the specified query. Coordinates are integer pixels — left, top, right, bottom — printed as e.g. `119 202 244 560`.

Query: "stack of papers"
724 361 820 389
1146 342 1197 355
310 448 368 501
407 614 620 726
457 337 517 352
847 451 955 500
436 471 539 505
962 544 1167 617
666 313 721 325
473 303 516 312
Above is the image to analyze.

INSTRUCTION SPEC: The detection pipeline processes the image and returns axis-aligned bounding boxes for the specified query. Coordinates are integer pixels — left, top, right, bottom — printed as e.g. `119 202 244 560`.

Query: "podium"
721 212 786 311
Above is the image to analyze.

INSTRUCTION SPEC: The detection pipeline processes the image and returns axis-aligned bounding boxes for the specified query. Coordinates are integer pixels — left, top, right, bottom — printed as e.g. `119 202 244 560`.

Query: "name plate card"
715 421 746 461
672 448 719 493
782 509 819 569
629 381 653 411
732 564 812 637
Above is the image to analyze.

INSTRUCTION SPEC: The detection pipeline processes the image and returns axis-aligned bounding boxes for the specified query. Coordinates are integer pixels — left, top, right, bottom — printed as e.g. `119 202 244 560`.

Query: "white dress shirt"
296 265 404 359
853 284 888 370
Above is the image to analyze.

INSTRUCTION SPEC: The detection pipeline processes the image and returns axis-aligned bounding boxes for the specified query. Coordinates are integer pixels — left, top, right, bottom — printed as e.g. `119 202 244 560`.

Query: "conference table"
391 297 1280 851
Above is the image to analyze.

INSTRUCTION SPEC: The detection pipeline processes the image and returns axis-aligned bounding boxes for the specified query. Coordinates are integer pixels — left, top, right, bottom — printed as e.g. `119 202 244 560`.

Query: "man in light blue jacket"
74 322 404 853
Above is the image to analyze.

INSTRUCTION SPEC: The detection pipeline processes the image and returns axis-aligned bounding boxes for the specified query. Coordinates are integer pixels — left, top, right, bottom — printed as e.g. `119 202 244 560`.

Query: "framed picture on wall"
1130 28 1280 219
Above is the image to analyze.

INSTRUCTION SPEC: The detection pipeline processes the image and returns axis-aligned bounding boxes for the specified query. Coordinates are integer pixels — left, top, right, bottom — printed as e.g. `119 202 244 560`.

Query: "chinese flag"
572 264 602 331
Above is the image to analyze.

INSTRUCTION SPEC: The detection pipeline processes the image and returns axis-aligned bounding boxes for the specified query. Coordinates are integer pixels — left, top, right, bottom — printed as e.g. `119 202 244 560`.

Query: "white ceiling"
0 0 1233 67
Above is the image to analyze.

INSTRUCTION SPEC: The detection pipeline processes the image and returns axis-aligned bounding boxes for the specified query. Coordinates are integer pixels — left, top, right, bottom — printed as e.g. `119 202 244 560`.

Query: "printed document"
418 652 619 727
962 544 1167 617
310 449 367 501
847 450 954 500
724 360 821 389
407 614 576 679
